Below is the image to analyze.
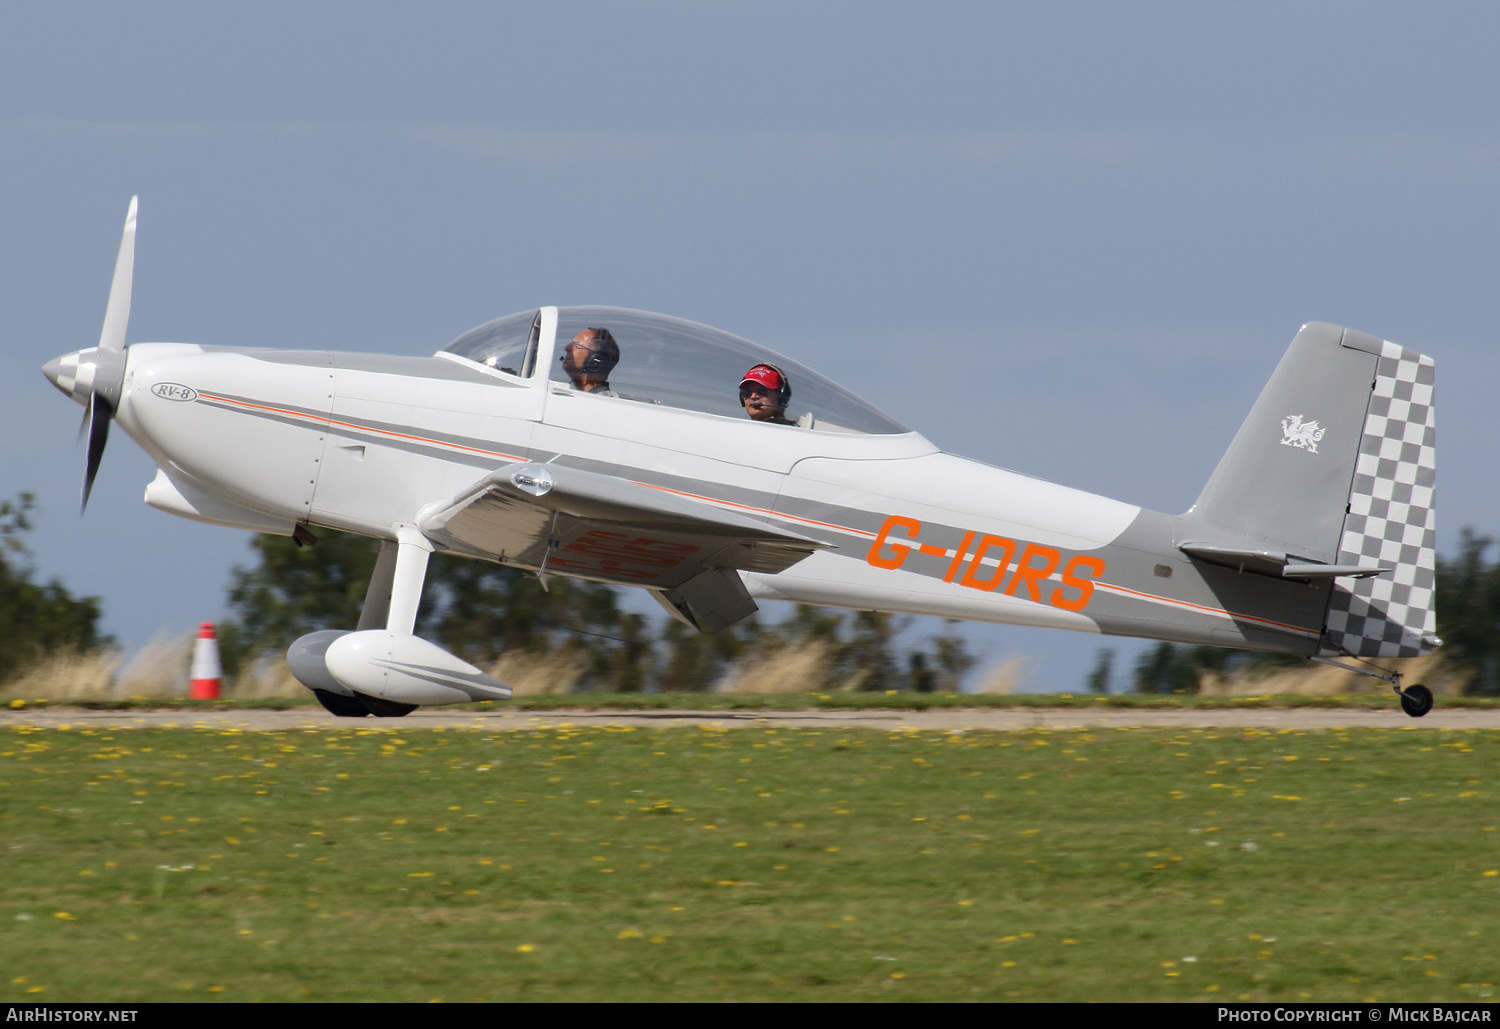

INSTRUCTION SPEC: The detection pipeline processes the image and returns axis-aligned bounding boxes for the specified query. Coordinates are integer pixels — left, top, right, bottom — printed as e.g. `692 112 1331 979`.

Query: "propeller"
43 197 137 512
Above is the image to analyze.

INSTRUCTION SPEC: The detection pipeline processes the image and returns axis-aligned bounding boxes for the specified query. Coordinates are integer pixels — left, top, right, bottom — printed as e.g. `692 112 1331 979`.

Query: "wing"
417 462 831 631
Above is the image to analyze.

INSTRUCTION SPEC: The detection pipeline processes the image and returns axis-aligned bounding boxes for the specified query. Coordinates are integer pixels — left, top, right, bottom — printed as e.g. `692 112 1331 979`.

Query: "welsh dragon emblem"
1280 415 1325 454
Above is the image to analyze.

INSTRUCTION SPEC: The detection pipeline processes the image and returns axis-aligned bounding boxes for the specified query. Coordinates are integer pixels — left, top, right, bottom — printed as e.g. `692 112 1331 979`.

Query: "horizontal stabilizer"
1180 543 1389 580
1283 563 1389 580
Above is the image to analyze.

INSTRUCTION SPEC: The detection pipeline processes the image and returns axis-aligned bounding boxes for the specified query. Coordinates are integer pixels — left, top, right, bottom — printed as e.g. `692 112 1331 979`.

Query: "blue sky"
3 3 1497 690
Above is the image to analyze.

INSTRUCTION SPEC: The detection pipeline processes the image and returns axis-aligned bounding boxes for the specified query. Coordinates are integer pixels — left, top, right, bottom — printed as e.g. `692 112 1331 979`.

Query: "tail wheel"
1400 684 1433 718
356 693 417 718
313 689 368 718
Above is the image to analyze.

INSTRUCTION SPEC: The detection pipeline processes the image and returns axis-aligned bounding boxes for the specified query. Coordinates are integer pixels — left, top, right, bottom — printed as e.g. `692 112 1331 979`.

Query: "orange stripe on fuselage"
196 393 528 463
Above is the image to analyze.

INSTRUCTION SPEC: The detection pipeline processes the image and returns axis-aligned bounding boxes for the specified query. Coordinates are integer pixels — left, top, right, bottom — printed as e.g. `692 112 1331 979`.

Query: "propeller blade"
81 394 112 513
97 196 137 353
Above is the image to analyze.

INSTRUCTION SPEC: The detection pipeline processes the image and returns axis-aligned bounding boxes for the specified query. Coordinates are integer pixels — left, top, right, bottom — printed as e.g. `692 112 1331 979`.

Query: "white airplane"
44 200 1441 718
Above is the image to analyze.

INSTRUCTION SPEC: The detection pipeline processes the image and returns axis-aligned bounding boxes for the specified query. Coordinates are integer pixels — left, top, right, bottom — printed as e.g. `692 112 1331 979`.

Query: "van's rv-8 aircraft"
44 200 1441 717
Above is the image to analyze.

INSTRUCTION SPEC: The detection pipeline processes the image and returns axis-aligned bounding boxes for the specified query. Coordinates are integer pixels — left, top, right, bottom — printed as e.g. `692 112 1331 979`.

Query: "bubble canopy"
441 306 907 435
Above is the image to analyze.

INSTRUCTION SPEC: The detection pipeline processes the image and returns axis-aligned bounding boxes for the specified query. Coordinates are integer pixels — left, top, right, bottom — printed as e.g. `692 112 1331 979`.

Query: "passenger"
560 327 619 395
739 363 795 424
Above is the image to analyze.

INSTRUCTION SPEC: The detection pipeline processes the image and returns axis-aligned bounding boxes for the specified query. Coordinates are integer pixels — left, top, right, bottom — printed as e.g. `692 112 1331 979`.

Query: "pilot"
739 363 795 424
560 327 619 395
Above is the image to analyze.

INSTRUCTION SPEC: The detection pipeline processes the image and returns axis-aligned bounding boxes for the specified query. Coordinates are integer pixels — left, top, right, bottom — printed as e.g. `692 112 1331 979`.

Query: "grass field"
2 720 1497 1002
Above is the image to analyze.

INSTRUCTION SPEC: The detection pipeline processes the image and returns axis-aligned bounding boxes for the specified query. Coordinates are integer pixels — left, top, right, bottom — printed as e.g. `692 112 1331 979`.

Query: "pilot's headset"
739 363 792 409
567 328 620 376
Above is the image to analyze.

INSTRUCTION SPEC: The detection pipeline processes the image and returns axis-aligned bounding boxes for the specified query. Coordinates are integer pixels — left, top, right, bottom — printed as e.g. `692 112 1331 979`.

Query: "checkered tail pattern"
1321 341 1437 658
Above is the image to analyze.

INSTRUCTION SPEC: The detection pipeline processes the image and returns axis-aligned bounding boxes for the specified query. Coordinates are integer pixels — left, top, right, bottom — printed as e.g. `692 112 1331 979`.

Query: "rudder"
1321 337 1438 658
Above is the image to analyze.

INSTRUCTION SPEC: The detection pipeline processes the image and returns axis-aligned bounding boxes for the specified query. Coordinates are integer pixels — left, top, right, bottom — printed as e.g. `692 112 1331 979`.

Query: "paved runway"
5 705 1499 731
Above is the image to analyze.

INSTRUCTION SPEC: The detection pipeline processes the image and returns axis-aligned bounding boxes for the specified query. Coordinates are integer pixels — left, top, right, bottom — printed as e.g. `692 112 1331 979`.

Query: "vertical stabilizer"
1189 322 1375 563
1184 323 1438 658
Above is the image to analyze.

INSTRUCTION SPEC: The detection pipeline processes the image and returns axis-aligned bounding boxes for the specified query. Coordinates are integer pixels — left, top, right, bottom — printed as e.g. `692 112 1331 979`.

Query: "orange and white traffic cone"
189 622 223 699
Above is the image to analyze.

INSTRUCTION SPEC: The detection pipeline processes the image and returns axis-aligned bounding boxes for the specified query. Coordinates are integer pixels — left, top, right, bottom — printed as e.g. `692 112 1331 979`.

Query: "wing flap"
418 462 828 593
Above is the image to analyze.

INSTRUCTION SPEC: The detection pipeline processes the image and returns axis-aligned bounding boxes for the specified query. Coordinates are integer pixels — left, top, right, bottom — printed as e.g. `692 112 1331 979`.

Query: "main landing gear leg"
1312 657 1433 718
386 524 431 638
336 526 431 719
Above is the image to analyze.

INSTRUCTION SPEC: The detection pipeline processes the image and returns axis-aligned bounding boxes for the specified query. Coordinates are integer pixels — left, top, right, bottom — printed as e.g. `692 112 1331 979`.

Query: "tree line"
0 494 109 682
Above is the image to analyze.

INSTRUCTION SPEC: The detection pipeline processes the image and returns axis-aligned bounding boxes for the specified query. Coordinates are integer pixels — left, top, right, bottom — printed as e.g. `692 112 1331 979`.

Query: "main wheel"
1400 684 1433 718
355 693 417 718
313 689 369 718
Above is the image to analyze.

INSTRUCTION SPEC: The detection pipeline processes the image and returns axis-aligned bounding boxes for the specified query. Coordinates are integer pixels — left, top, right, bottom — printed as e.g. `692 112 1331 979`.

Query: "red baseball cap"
740 364 784 391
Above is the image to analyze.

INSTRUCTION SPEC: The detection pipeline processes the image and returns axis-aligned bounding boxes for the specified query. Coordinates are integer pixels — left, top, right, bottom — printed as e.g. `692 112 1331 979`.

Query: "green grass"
10 690 1500 711
2 721 1497 1002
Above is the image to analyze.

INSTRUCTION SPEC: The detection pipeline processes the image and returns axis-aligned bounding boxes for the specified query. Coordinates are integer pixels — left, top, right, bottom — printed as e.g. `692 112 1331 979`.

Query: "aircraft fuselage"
114 339 1329 657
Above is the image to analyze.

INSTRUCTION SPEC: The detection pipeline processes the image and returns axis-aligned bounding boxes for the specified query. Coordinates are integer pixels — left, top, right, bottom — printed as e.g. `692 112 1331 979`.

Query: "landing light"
510 465 554 497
